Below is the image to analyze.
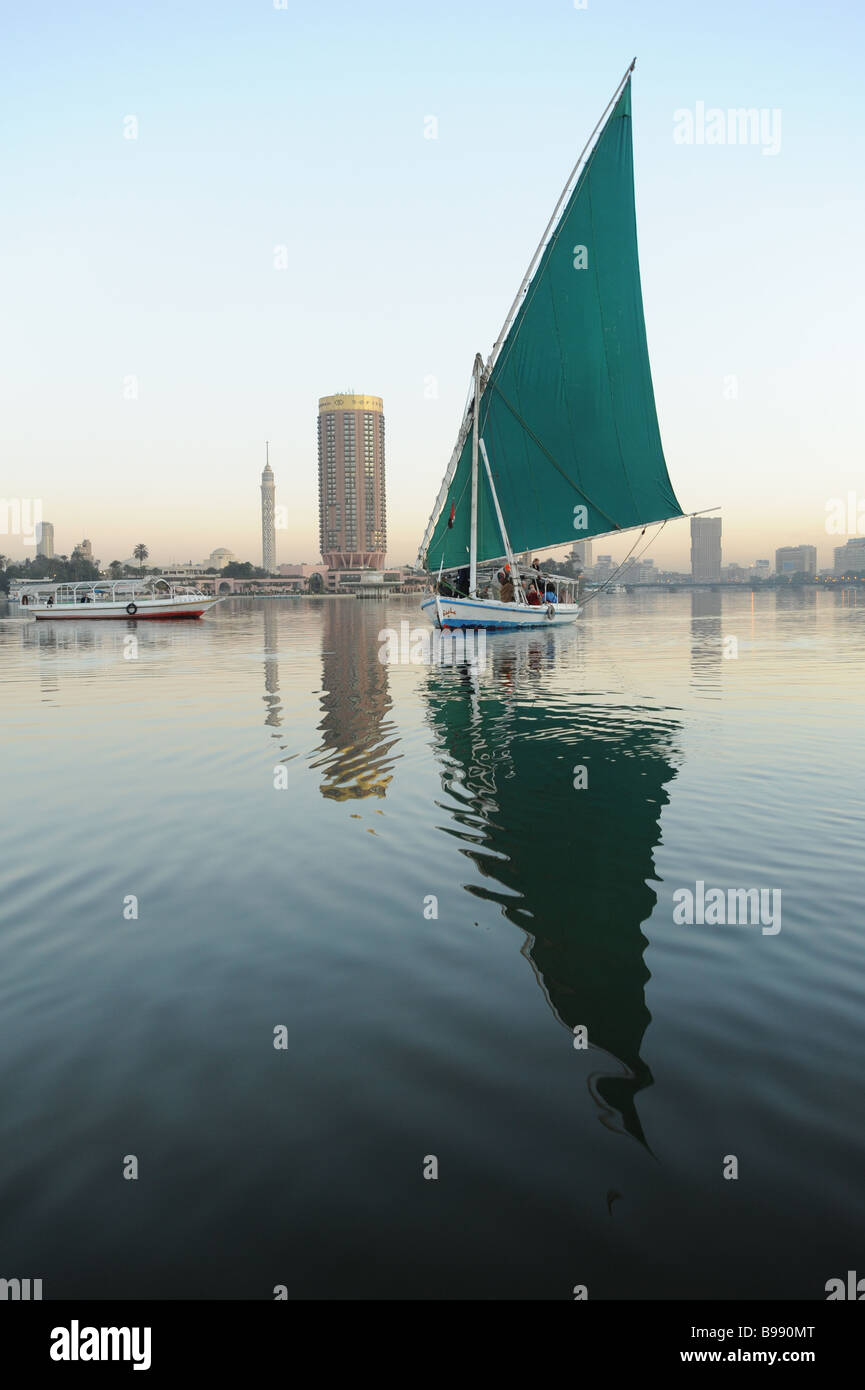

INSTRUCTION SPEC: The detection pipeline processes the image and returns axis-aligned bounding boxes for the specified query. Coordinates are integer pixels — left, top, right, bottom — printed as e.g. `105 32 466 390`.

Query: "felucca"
418 62 687 631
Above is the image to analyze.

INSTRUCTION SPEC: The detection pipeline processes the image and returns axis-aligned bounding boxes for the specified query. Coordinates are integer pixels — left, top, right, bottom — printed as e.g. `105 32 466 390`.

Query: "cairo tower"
260 445 276 572
318 394 387 570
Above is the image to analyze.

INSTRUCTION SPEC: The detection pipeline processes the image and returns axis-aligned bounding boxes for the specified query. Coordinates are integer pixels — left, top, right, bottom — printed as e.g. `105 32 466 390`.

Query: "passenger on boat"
500 574 515 603
456 565 471 597
544 587 558 604
526 583 542 606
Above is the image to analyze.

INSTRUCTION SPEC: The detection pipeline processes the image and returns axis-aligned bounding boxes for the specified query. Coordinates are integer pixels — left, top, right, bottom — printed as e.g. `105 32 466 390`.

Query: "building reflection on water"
423 637 681 1147
774 584 818 622
261 601 282 729
310 600 400 800
689 589 722 696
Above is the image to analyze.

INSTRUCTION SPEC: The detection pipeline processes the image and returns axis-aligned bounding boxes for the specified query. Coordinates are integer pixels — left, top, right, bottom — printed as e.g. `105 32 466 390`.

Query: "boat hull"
30 599 219 620
421 596 580 630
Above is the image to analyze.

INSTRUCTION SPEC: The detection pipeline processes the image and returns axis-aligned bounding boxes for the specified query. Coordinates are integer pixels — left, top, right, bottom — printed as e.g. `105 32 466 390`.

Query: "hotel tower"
261 445 276 573
318 394 387 570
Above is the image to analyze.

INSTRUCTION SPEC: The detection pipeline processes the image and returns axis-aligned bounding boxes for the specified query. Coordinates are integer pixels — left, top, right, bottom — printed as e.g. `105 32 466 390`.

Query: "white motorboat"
18 578 221 620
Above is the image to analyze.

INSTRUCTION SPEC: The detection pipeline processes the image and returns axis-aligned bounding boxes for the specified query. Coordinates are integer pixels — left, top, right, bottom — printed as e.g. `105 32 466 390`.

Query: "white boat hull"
29 597 219 620
421 596 580 630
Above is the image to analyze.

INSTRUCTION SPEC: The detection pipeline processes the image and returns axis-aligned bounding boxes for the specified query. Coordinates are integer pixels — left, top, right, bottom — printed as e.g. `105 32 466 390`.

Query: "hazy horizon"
2 0 862 572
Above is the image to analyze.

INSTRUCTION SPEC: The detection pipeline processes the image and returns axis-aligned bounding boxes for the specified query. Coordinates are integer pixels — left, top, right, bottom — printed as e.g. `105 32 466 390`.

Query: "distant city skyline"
7 445 861 574
7 499 859 577
8 508 858 580
2 2 862 571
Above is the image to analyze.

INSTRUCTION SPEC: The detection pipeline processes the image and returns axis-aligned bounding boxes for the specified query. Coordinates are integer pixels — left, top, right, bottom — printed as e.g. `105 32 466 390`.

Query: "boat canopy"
18 577 174 591
16 577 203 598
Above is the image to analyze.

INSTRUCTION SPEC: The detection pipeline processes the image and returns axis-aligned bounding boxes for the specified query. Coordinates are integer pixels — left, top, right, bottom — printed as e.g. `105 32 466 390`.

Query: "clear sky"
1 0 862 570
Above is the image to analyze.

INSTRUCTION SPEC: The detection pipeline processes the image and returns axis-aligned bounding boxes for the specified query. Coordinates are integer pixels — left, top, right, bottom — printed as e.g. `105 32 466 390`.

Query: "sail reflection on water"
423 637 681 1146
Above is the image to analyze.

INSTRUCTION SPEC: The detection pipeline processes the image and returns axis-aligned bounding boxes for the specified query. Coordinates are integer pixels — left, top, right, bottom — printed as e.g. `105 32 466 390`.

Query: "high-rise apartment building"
592 554 614 583
36 521 54 558
833 538 865 576
571 540 593 570
691 517 722 582
318 394 386 570
775 545 816 577
628 558 657 584
261 446 276 573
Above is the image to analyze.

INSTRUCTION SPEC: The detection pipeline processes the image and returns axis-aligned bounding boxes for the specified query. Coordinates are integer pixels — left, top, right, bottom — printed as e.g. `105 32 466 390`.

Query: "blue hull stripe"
420 598 577 631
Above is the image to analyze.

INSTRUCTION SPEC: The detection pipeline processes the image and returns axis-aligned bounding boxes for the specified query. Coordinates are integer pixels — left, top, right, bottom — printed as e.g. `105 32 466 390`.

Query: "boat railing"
431 565 581 607
17 579 210 607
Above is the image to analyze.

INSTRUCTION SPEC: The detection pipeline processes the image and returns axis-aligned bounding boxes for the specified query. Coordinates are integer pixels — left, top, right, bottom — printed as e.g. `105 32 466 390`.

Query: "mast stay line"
485 57 637 381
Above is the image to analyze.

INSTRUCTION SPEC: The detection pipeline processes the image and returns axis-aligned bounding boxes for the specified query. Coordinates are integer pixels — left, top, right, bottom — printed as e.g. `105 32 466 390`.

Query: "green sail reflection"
423 638 681 1145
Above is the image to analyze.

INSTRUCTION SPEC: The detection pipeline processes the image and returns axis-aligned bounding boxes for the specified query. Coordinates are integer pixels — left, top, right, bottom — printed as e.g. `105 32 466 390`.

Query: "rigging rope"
577 519 669 608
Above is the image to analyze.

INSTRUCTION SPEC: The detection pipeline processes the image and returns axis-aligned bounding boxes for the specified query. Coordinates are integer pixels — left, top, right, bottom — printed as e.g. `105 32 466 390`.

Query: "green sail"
423 77 683 572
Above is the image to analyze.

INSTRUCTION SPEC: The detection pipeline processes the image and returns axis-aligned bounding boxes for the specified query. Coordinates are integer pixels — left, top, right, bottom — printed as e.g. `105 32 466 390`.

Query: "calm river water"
1 589 863 1299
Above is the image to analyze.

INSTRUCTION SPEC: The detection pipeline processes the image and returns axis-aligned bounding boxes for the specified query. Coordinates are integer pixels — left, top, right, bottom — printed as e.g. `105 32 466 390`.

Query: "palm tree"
133 543 149 572
108 560 124 579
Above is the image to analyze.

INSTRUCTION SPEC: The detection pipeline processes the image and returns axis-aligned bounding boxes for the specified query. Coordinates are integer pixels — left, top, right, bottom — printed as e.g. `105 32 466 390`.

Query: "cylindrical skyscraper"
318 394 386 570
261 445 276 573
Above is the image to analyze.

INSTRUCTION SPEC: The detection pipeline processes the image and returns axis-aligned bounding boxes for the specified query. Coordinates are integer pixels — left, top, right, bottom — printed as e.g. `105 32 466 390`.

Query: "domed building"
209 548 236 570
